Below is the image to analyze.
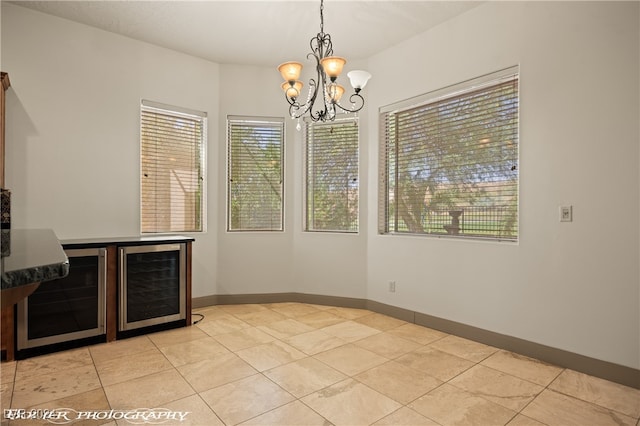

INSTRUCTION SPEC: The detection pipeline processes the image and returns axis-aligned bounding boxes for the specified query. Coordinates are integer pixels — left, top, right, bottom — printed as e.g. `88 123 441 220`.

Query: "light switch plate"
560 206 573 222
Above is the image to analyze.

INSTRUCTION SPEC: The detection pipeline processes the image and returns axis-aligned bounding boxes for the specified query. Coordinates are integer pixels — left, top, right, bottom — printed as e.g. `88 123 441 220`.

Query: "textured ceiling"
9 1 482 67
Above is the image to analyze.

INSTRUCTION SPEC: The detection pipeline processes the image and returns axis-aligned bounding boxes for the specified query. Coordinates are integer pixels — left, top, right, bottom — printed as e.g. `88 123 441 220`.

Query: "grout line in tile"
296 396 335 425
475 361 564 390
87 344 111 411
538 381 639 422
241 372 302 424
6 303 638 426
514 366 567 418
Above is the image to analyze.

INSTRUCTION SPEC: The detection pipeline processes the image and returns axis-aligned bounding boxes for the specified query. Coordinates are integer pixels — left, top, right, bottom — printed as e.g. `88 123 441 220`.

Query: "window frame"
226 115 285 232
379 66 519 242
304 116 360 233
140 100 207 234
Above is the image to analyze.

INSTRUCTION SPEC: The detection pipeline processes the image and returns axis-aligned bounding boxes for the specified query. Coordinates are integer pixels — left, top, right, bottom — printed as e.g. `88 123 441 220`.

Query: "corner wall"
1 3 220 298
365 1 640 369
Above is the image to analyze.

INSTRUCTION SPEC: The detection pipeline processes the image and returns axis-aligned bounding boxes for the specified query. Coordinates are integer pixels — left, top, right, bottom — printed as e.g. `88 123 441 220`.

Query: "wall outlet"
560 206 573 222
388 281 396 292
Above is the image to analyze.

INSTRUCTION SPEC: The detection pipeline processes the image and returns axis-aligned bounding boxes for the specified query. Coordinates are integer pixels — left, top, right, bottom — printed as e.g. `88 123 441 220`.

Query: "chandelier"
277 0 371 127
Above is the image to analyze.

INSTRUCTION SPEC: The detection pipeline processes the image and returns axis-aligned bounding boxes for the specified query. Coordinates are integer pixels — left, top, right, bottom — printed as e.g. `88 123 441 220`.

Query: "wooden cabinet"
1 72 12 360
1 71 9 188
5 236 193 360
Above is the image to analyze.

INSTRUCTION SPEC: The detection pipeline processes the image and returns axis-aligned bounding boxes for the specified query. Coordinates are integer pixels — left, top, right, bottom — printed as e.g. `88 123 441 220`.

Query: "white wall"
3 1 638 370
366 1 639 369
216 61 370 299
215 64 294 295
1 3 220 298
291 56 370 300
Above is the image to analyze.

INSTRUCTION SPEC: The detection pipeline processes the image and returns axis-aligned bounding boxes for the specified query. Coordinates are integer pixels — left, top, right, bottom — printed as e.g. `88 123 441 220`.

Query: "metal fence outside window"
423 205 517 238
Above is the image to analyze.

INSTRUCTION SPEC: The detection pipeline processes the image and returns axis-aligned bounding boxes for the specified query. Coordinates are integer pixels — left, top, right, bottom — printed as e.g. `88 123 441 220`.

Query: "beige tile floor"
1 302 639 426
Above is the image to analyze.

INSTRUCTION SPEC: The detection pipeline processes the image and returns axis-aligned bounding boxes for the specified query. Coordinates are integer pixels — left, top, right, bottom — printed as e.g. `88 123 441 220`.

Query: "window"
380 67 519 241
140 100 206 233
227 116 284 231
305 117 359 232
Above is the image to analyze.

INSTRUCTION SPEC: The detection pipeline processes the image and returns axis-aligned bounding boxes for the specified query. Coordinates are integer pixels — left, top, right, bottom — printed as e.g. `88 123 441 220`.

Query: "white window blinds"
380 67 519 241
305 118 359 232
227 116 284 231
140 100 206 234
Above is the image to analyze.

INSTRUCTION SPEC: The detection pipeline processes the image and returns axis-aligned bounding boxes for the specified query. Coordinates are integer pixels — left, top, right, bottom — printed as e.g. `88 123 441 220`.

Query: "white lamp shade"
347 70 372 90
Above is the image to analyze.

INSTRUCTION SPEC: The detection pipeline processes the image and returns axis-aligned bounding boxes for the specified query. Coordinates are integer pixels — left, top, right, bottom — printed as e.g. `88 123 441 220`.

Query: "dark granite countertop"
61 234 195 249
1 229 70 290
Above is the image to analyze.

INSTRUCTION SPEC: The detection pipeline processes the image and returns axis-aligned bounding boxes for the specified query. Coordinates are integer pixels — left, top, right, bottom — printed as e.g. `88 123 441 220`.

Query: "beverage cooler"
118 243 186 332
17 248 107 351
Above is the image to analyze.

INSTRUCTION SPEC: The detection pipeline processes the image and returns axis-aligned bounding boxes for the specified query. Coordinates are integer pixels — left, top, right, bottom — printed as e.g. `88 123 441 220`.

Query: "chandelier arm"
334 93 365 114
308 77 329 121
290 103 325 122
310 33 333 64
288 78 321 119
284 93 296 107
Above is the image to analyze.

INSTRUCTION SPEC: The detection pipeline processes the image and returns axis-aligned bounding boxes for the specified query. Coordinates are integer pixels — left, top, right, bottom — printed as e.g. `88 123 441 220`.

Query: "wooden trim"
105 246 117 342
1 79 4 189
0 73 11 359
1 72 9 189
1 306 14 361
192 292 640 389
1 73 10 91
1 282 40 309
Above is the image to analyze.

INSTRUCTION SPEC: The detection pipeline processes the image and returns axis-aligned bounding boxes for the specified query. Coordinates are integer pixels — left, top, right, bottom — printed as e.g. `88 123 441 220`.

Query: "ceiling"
9 0 482 67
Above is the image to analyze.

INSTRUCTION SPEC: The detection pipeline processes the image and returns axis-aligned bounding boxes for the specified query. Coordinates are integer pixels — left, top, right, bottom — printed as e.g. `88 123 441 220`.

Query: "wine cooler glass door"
119 244 186 331
17 248 107 350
